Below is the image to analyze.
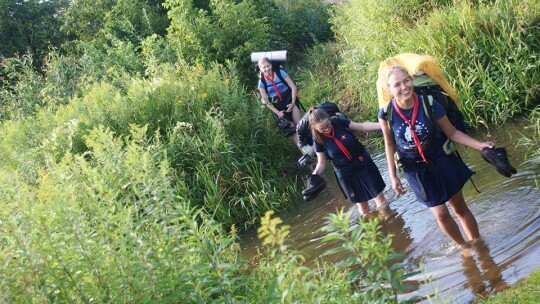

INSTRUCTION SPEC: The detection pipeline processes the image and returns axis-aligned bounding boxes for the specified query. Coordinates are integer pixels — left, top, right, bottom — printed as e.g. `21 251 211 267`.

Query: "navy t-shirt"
378 97 447 159
314 117 362 167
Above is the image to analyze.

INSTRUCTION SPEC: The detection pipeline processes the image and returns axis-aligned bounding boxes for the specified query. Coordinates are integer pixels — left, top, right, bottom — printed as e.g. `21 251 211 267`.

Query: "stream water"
240 120 540 303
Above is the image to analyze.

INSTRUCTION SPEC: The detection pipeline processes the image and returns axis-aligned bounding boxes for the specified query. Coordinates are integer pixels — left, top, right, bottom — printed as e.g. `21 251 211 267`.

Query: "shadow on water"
240 120 540 303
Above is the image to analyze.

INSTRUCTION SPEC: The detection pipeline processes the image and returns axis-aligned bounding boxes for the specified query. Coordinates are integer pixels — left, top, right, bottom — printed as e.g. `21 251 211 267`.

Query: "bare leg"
373 192 387 209
289 105 302 152
429 204 467 246
292 133 301 150
356 201 370 215
448 190 480 241
291 105 302 125
357 192 387 217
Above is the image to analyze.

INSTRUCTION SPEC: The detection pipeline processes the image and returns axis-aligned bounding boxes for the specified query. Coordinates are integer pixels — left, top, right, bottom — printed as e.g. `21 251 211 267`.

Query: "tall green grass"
330 0 540 127
0 157 415 303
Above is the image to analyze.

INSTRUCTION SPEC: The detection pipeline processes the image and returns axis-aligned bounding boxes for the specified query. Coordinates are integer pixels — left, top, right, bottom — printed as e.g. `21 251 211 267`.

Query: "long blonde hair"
308 108 330 144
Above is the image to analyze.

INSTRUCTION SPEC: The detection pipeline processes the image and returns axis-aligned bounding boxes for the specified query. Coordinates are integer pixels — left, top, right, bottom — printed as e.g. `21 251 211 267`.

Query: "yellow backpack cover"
376 53 459 109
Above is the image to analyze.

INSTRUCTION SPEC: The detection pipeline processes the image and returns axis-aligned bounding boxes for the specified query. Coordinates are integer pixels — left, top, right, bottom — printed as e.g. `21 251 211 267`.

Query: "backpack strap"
260 65 289 96
418 93 440 137
383 100 398 153
260 66 306 112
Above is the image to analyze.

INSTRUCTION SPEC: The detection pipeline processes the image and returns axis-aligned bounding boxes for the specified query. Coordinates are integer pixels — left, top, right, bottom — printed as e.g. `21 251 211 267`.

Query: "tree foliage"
0 0 70 62
62 0 169 45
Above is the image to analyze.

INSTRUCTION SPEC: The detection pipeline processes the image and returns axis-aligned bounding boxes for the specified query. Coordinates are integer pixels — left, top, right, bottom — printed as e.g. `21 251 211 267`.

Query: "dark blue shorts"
334 153 386 203
403 153 473 207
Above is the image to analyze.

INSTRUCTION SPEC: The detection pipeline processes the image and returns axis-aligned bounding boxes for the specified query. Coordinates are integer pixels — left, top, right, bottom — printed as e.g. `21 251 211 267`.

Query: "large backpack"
297 101 346 147
376 53 459 108
413 77 470 134
258 62 305 112
378 54 469 157
383 84 468 159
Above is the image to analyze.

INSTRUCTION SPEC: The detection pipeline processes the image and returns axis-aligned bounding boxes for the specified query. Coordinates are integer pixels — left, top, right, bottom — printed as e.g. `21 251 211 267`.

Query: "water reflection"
461 239 509 300
240 121 540 303
376 204 414 255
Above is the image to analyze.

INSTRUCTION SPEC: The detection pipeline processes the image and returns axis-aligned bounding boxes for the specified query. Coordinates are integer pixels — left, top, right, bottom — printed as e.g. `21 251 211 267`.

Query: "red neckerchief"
262 72 282 101
321 124 353 160
393 93 429 164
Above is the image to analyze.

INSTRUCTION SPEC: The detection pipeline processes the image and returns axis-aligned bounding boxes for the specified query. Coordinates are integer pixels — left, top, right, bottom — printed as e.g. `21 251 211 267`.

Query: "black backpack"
414 85 470 134
297 101 345 147
383 83 470 156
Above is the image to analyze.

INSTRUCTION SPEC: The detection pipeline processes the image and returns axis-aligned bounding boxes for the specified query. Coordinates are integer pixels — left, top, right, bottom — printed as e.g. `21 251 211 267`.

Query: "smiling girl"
378 65 495 248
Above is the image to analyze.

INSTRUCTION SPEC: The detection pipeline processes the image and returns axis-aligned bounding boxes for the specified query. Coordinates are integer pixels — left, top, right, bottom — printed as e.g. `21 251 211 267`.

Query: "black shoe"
481 147 517 178
298 154 312 167
276 116 292 130
302 174 326 201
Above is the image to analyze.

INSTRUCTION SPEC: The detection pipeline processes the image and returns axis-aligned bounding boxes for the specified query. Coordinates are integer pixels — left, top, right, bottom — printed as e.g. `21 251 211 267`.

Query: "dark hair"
308 108 330 144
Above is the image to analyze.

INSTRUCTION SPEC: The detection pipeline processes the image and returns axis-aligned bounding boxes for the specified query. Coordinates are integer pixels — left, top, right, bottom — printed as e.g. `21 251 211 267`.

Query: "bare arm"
312 151 327 175
348 121 381 132
437 116 494 150
259 88 283 117
379 118 406 195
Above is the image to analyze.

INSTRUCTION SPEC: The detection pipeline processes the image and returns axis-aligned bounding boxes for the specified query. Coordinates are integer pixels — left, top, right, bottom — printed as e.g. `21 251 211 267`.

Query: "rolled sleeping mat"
251 50 288 63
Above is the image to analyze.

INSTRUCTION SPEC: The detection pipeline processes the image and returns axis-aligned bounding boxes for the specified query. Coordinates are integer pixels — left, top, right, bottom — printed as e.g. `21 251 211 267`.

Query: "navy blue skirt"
334 152 386 203
402 152 473 207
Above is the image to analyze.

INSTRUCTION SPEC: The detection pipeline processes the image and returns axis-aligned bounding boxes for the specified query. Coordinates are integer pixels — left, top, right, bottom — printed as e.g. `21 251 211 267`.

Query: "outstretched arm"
348 121 381 132
437 116 494 150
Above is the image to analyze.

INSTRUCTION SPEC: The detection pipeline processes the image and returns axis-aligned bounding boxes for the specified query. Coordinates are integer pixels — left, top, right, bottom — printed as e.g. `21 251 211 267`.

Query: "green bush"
0 126 246 303
247 210 418 303
0 58 298 228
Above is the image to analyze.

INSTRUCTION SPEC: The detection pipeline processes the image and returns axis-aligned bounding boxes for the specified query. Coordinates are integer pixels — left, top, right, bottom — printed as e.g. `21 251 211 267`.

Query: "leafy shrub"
321 209 418 303
246 210 418 303
0 126 247 303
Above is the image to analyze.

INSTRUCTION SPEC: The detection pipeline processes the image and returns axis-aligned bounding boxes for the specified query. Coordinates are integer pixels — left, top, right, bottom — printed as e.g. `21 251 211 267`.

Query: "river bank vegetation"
0 0 538 302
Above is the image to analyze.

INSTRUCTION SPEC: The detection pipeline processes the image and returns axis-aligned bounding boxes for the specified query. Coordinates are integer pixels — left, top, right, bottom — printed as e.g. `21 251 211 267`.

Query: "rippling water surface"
241 122 540 303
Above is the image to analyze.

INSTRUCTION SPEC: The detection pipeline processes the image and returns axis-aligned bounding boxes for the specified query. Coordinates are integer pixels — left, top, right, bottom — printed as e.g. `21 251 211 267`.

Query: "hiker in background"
309 108 387 216
378 65 495 248
258 57 302 146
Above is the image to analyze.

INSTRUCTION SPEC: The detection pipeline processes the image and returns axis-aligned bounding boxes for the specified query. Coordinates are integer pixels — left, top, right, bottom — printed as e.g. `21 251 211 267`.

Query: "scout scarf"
262 72 282 101
393 93 429 164
321 124 353 160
